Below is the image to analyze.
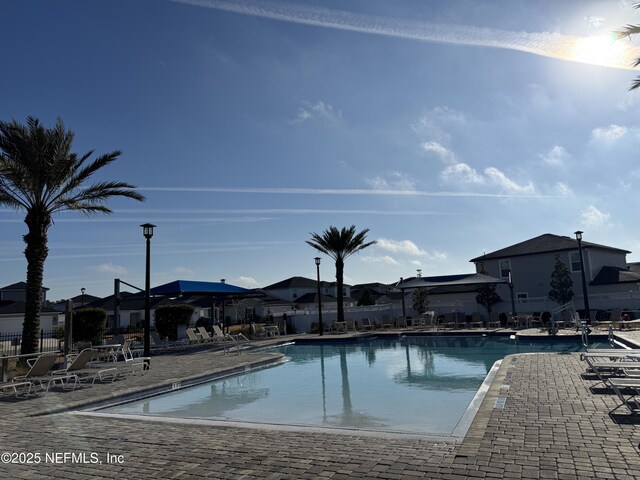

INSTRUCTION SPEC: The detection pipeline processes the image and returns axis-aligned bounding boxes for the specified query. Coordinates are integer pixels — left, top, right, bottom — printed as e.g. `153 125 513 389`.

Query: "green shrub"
73 308 107 345
154 304 194 340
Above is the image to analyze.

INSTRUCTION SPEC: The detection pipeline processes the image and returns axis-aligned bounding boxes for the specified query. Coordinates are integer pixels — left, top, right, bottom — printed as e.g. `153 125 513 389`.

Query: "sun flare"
565 34 638 69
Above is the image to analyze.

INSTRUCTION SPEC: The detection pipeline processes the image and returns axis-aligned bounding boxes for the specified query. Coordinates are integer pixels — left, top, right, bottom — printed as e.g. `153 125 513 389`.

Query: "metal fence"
0 327 146 355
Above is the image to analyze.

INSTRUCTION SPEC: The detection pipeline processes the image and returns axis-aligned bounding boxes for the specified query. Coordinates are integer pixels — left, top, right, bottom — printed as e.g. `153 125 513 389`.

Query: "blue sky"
2 0 640 301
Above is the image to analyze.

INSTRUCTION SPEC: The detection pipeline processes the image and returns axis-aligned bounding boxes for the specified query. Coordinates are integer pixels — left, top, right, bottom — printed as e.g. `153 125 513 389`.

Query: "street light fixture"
141 223 155 368
574 230 591 322
81 287 86 307
315 257 323 336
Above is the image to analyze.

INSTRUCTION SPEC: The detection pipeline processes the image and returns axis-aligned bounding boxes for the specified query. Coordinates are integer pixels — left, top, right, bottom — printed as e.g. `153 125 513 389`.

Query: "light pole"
81 287 86 307
508 272 516 315
575 231 591 321
141 223 155 367
315 257 323 336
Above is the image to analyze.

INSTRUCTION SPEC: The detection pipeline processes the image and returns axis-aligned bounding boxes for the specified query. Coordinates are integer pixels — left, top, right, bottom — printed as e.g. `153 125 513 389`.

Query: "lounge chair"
0 380 34 399
151 331 186 349
13 353 75 395
54 349 118 386
583 356 640 382
487 312 501 328
381 315 394 329
89 341 149 377
469 313 483 328
396 317 407 329
360 318 373 330
197 326 217 343
186 327 203 344
607 377 640 414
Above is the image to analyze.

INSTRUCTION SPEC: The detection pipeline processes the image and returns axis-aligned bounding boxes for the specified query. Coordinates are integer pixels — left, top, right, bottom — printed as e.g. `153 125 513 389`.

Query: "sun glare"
567 34 638 69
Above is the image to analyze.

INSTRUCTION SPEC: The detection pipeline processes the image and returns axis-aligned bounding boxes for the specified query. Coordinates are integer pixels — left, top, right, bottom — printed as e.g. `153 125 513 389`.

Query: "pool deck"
2 329 640 479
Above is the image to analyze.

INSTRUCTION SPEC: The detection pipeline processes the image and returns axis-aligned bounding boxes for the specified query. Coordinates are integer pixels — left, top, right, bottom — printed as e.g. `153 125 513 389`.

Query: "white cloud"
90 263 128 275
584 15 605 29
555 182 573 197
540 145 569 167
376 238 426 256
484 167 535 194
581 205 611 228
295 101 341 122
366 171 415 190
235 276 260 288
173 266 196 277
441 163 486 185
591 124 627 142
421 141 455 163
360 254 400 266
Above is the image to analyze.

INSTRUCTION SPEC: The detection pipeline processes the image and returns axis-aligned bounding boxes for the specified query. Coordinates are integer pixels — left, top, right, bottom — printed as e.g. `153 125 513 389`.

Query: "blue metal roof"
150 280 252 296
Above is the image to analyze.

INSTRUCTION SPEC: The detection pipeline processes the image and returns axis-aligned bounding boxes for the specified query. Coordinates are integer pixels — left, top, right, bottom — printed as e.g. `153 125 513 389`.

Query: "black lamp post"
575 230 591 321
81 287 86 307
315 257 323 336
141 223 155 367
508 272 516 315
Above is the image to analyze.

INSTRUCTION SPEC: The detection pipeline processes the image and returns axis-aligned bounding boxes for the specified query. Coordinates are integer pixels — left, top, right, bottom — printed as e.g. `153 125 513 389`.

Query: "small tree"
154 304 194 341
548 254 574 306
412 288 430 315
357 288 376 306
475 262 503 318
72 307 107 345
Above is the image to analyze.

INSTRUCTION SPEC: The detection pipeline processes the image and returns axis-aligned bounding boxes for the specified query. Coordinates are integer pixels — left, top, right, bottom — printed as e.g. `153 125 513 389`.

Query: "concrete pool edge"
33 352 287 416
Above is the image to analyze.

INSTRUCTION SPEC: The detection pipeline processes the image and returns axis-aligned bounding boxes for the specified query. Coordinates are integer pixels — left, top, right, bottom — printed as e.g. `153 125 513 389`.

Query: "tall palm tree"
0 117 145 354
615 2 640 90
306 225 376 328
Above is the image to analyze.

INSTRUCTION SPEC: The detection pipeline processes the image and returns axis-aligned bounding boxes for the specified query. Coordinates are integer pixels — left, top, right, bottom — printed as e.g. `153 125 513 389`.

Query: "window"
516 292 528 304
570 251 582 272
499 259 511 279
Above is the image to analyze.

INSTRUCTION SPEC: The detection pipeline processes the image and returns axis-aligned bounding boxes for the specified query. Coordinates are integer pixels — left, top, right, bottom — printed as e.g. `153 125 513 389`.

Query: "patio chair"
487 312 501 328
13 353 74 395
583 356 640 382
0 380 34 399
346 320 357 332
396 317 407 329
197 326 217 343
469 313 483 328
186 327 202 344
607 377 640 414
360 318 373 330
54 349 117 386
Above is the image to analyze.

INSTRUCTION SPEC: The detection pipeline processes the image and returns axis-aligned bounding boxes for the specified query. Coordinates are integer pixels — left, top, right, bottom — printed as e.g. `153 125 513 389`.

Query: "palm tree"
0 117 145 354
615 2 640 90
306 225 376 328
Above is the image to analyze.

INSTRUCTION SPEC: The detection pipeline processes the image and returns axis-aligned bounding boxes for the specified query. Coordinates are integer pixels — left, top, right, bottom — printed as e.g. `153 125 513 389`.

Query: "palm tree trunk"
21 213 50 355
336 259 344 323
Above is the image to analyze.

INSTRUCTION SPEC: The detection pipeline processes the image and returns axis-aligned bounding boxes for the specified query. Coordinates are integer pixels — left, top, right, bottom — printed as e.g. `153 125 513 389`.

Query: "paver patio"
1 332 640 479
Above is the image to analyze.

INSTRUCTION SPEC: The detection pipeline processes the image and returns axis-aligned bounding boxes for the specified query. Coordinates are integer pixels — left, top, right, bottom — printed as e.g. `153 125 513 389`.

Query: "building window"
570 251 582 272
516 292 528 304
499 259 511 278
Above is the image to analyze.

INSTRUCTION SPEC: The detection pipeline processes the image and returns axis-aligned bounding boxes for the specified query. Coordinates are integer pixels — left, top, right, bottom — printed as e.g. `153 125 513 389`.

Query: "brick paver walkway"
2 335 640 479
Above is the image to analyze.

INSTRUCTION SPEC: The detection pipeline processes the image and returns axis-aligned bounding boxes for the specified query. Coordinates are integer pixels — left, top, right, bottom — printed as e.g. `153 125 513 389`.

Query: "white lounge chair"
13 353 74 395
360 318 373 330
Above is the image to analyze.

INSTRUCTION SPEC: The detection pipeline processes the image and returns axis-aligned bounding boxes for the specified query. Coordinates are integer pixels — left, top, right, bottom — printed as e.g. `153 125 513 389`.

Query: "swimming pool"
101 335 599 436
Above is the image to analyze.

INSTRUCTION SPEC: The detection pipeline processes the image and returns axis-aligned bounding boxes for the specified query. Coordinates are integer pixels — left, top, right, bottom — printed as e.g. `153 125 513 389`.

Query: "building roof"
397 273 507 290
591 264 640 286
263 276 347 290
294 293 342 305
0 301 59 315
470 233 630 262
0 281 49 291
150 280 253 296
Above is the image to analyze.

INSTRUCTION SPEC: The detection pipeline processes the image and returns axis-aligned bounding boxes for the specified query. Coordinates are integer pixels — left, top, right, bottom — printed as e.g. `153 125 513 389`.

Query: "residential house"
470 233 640 313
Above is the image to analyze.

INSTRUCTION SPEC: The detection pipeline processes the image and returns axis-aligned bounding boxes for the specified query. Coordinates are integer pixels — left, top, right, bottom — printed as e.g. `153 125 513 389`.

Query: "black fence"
0 327 146 355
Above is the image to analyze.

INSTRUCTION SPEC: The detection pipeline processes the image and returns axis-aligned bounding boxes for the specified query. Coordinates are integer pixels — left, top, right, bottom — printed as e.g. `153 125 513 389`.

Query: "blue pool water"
101 335 600 435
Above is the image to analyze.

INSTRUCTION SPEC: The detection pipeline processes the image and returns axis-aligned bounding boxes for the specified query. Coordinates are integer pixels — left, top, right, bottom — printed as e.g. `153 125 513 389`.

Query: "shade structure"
150 280 253 297
396 273 508 290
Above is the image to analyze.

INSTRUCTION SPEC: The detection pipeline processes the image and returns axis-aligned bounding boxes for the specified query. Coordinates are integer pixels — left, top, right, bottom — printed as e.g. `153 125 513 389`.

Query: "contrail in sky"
171 0 640 70
136 186 557 198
